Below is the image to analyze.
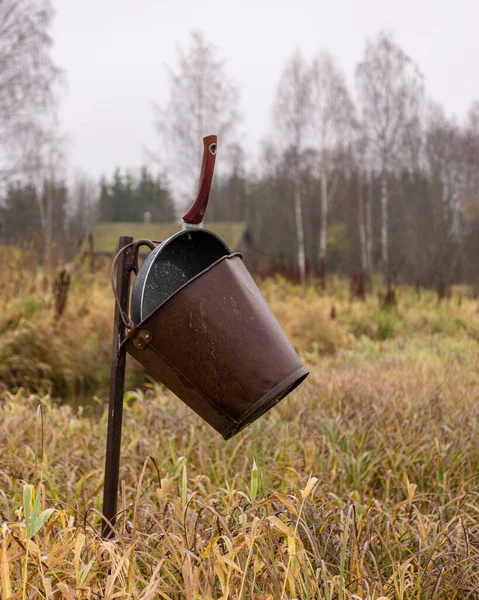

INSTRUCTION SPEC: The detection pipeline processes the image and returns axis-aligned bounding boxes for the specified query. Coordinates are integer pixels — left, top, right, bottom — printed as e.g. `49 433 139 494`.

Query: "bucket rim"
222 365 309 440
153 226 231 253
125 252 243 342
136 227 231 323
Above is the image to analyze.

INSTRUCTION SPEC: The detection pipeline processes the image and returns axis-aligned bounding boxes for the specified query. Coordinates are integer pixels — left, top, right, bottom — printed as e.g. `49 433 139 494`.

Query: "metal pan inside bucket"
131 228 230 324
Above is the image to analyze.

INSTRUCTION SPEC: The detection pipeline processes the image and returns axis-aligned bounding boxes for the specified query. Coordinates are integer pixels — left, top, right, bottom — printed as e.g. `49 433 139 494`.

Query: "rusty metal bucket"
124 252 308 440
101 136 308 540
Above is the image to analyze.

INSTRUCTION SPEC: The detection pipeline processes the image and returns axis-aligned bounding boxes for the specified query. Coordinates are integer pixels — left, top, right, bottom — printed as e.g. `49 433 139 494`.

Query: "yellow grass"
0 259 479 598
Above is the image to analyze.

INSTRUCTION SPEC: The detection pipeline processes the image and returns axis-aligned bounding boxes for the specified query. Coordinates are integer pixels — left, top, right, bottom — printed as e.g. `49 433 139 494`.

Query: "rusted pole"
102 236 134 538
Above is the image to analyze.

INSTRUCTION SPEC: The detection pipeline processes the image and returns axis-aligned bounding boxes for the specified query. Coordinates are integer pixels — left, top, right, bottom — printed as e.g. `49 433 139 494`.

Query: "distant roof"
465 203 479 221
88 221 247 254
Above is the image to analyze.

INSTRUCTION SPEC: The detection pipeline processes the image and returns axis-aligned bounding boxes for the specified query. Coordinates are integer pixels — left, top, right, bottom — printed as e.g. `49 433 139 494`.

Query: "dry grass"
1 258 479 598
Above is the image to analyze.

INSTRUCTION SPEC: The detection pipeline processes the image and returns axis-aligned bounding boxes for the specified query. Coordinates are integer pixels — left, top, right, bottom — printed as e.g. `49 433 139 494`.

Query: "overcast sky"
51 0 479 180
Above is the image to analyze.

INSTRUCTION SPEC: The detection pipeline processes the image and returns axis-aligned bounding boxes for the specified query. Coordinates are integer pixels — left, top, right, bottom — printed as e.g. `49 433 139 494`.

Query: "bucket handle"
110 238 159 331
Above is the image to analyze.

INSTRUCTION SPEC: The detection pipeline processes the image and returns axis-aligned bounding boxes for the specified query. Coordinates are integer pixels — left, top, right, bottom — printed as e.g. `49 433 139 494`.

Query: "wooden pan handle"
182 134 217 225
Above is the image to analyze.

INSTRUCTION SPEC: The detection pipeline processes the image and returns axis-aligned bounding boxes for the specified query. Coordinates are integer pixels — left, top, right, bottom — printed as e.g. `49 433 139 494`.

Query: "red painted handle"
182 134 217 225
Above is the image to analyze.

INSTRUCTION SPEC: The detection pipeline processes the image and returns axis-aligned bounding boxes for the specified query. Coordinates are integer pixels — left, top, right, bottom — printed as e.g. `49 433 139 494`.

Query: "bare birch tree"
0 0 60 181
412 103 463 283
356 31 423 275
273 50 311 283
310 52 355 285
464 101 479 206
153 31 240 206
69 172 99 239
36 130 67 266
352 129 372 274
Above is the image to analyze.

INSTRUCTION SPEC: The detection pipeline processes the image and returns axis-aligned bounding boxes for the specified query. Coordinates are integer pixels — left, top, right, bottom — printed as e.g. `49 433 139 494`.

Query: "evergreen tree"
0 182 42 242
40 178 68 251
98 167 175 222
98 177 112 222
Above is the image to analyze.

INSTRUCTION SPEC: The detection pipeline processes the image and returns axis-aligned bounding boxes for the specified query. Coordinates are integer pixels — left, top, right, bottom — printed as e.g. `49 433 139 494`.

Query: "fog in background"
51 0 479 177
1 0 479 288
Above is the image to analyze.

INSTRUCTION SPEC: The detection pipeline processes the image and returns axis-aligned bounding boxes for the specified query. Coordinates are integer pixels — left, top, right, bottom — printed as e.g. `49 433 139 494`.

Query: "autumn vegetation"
1 2 479 598
1 255 479 598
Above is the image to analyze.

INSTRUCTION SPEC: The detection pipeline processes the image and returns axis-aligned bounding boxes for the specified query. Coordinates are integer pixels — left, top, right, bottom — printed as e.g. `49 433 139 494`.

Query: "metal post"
102 236 134 538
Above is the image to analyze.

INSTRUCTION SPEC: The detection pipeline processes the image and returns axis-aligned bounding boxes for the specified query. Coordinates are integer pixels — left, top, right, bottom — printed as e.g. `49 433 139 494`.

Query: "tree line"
0 4 477 286
0 167 174 259
98 168 175 223
169 32 478 286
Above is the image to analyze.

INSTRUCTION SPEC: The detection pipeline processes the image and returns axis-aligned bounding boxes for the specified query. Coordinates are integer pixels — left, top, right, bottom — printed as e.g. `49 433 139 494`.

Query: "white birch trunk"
294 166 306 283
365 170 373 272
319 171 328 264
45 183 53 267
358 171 368 273
380 172 388 273
318 169 328 288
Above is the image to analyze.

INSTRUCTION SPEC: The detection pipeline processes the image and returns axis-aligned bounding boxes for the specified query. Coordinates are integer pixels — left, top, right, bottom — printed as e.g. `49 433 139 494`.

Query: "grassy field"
1 255 479 598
